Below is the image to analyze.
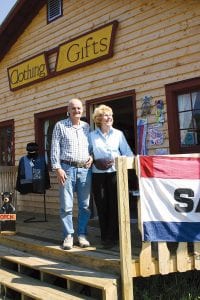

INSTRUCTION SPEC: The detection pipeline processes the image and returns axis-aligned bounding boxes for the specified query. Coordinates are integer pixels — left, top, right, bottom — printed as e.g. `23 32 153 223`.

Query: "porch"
1 158 200 300
0 210 140 300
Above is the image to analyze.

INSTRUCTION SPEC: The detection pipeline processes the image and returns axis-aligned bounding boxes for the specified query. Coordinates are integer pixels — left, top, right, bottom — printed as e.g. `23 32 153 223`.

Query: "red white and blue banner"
138 155 200 242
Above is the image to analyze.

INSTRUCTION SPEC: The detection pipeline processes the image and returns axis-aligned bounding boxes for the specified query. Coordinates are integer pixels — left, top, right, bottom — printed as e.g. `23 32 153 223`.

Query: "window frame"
0 119 15 166
165 77 200 154
47 0 63 24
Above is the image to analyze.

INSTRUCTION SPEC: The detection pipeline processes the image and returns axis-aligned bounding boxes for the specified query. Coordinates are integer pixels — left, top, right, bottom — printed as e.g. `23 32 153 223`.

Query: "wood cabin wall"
0 0 200 214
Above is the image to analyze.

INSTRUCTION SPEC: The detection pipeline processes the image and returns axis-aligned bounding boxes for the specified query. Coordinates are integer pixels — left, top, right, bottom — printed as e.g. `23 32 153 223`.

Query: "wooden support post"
116 156 133 300
177 242 190 272
158 242 171 275
194 242 200 270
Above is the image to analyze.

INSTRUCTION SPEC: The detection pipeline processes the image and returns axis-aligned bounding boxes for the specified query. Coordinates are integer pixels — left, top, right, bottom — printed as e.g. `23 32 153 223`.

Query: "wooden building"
0 0 200 215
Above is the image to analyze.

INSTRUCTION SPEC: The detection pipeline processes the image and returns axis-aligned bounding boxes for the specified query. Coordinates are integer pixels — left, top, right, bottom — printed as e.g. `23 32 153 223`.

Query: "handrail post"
116 156 134 300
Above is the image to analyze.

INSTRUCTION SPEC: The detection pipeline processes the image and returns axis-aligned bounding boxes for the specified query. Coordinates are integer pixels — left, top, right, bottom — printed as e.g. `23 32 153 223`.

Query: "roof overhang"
0 0 46 62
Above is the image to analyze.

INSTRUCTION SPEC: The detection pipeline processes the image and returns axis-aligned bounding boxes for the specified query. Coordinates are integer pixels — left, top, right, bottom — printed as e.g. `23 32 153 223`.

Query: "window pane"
7 127 13 165
178 94 191 112
0 125 13 166
44 120 50 163
44 119 57 164
193 109 200 145
43 115 66 165
179 111 192 129
0 129 5 165
193 109 200 126
192 91 200 109
181 130 196 146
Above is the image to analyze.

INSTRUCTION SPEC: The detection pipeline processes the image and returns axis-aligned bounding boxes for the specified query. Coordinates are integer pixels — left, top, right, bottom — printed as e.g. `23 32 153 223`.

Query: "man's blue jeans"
59 163 92 239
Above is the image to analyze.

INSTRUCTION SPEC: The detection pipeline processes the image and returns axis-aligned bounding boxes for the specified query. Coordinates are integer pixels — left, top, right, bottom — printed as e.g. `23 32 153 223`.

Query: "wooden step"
0 233 121 274
0 244 119 300
0 267 93 300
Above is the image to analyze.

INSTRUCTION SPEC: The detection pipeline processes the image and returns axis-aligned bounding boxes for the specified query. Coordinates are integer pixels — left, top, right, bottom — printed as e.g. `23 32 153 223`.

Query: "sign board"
55 21 118 74
138 155 200 242
0 214 16 233
0 214 16 220
8 53 49 90
7 21 118 91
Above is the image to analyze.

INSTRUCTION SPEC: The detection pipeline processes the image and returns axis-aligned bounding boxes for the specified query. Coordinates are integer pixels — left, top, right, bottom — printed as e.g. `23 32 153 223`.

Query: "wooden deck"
0 212 125 299
0 210 142 299
1 211 141 271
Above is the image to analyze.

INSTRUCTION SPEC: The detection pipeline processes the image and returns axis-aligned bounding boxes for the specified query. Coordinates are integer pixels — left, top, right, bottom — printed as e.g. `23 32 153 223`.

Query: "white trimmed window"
166 77 200 154
47 0 63 23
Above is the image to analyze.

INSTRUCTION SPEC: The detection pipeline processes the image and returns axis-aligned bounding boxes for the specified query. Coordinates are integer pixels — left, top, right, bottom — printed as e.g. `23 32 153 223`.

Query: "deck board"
0 268 93 299
0 244 118 289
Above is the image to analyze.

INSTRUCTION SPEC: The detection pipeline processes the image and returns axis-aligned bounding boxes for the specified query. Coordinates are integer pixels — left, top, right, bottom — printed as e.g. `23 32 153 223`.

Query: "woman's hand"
94 159 114 170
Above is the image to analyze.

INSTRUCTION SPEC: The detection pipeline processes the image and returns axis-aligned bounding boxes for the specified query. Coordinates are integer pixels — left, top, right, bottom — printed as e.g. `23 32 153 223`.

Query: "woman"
90 104 134 248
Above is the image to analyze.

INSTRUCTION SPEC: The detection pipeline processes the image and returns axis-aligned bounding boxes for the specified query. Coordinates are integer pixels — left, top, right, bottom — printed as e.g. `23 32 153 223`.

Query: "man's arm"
51 122 67 185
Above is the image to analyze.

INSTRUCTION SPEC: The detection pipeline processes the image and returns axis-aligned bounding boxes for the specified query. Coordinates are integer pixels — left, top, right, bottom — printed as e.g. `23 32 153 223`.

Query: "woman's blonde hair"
92 104 113 128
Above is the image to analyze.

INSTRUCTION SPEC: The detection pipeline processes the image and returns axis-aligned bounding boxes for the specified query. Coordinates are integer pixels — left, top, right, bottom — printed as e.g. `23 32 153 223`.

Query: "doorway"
86 90 138 220
100 97 135 153
86 90 136 153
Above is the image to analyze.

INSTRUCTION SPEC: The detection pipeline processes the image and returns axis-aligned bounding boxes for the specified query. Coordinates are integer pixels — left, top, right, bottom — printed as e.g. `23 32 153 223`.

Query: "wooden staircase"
0 235 120 300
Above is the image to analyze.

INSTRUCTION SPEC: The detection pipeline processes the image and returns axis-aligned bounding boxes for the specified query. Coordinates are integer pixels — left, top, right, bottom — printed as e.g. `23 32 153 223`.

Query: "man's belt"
61 160 87 168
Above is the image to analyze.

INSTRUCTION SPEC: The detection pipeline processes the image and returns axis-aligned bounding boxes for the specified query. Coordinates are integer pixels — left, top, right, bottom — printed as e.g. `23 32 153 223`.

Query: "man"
51 98 93 250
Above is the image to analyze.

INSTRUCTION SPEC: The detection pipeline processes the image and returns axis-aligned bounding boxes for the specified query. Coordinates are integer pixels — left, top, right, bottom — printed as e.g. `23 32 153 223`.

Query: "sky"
0 0 18 25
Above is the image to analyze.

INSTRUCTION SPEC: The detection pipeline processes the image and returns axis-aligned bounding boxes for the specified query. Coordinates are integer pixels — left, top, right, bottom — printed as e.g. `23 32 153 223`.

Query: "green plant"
134 270 200 300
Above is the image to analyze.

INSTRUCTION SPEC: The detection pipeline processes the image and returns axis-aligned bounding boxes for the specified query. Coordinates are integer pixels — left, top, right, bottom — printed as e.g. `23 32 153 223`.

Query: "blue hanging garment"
16 155 50 194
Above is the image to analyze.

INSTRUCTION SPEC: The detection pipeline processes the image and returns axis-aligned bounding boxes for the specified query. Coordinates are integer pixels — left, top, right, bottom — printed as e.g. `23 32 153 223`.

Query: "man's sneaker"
63 234 73 250
78 235 90 248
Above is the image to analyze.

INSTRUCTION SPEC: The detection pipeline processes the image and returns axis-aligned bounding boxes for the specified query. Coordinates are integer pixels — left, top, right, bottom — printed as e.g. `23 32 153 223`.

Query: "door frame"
86 90 137 152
